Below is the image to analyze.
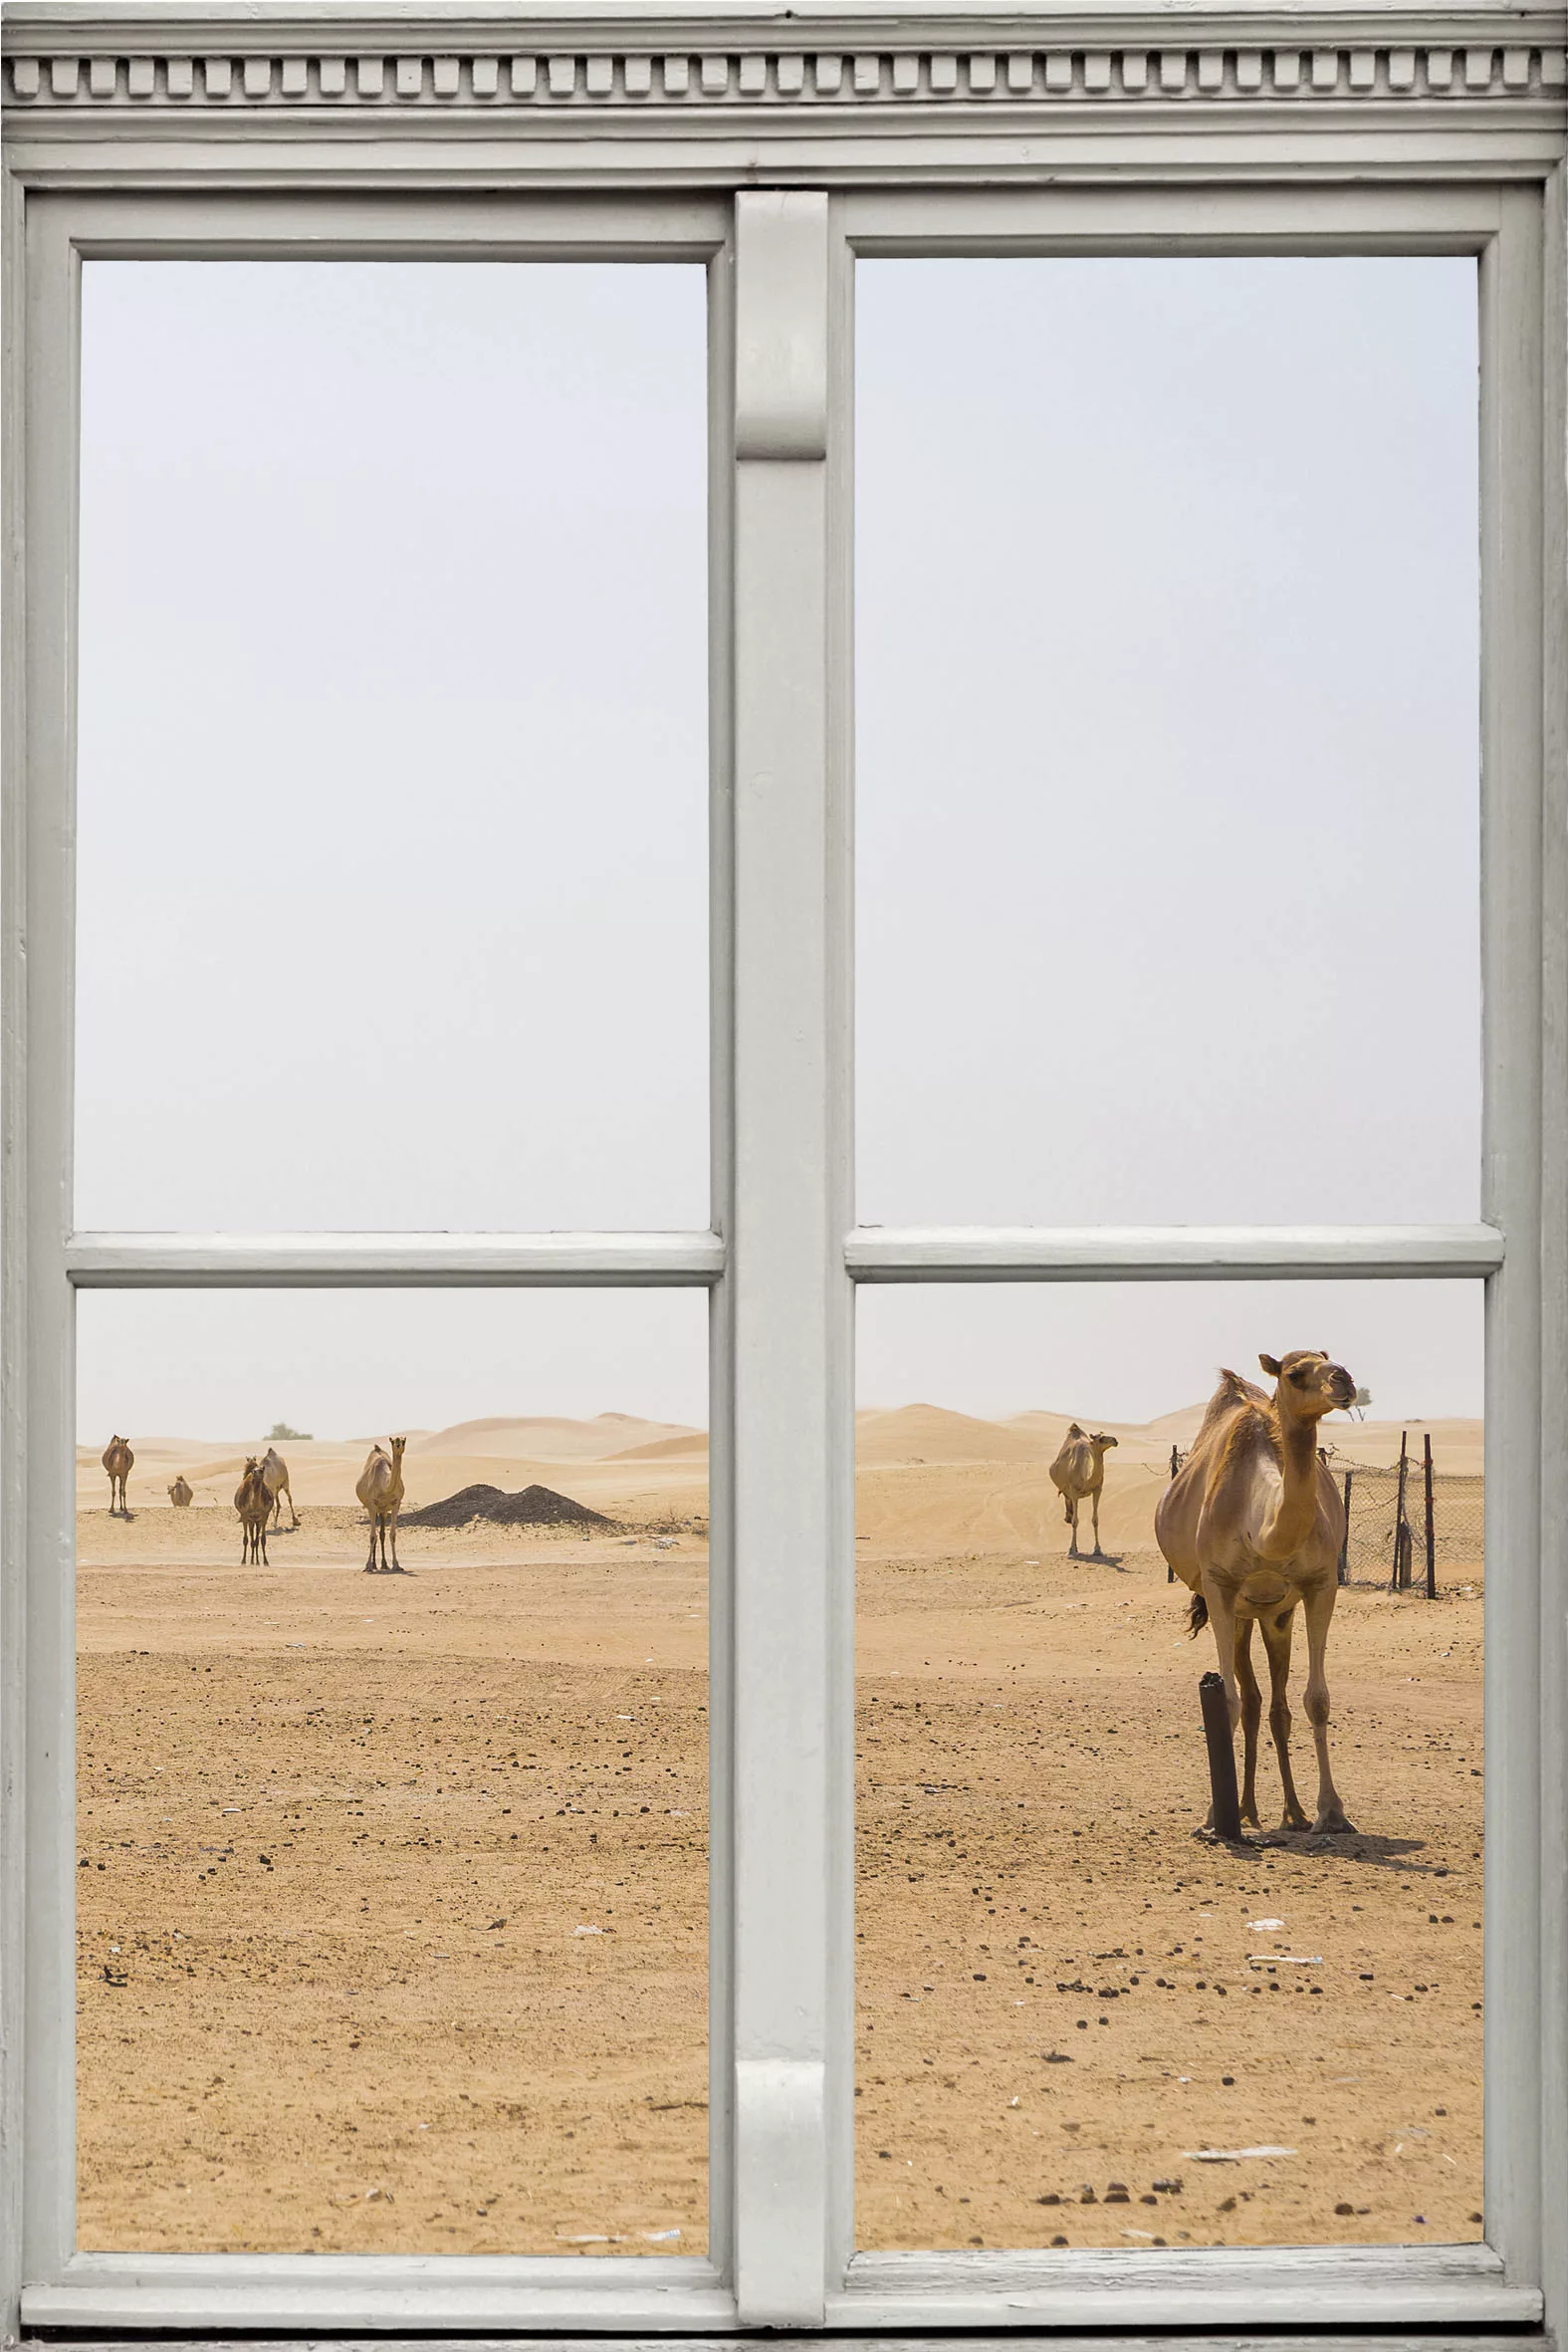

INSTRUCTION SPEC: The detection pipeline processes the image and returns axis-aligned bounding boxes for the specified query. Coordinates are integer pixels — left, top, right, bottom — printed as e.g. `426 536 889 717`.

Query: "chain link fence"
1331 1451 1484 1586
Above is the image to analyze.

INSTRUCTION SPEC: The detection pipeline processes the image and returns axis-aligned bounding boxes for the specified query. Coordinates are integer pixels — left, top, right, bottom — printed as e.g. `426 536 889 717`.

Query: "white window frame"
1 8 1563 2346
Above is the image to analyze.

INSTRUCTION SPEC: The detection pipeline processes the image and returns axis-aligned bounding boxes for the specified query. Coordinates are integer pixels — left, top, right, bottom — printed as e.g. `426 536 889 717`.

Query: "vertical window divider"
1478 186 1547 2288
706 215 738 2293
19 191 83 2291
726 186 847 2326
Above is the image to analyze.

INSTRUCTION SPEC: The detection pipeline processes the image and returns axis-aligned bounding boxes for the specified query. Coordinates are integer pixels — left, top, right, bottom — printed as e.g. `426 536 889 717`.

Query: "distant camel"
167 1476 193 1509
259 1446 298 1529
103 1436 133 1518
356 1437 407 1574
1155 1351 1355 1834
1048 1424 1119 1557
235 1457 270 1566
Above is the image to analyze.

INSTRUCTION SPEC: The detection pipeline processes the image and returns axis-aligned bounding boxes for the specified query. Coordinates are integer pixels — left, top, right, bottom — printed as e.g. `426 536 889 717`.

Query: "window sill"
22 2252 734 2333
828 2240 1541 2329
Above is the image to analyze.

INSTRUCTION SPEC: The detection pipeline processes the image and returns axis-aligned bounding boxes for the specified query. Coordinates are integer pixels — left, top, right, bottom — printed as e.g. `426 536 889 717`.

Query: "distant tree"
1351 1387 1372 1422
268 1420 312 1441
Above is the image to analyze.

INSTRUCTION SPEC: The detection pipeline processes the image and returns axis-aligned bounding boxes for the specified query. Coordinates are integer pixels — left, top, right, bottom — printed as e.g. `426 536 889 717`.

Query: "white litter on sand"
572 1924 605 1936
643 2229 681 2241
1185 2146 1298 2161
1247 1918 1284 1930
1249 1954 1321 1965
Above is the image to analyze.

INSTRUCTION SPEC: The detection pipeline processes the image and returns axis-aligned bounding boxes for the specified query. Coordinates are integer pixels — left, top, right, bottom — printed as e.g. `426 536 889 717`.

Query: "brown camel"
102 1436 133 1518
167 1476 193 1509
1048 1424 1119 1557
356 1437 406 1574
235 1457 270 1566
1155 1351 1355 1834
259 1446 298 1529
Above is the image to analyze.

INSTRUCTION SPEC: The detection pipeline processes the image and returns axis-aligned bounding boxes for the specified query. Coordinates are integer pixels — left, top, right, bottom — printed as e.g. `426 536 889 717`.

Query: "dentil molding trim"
4 8 1565 113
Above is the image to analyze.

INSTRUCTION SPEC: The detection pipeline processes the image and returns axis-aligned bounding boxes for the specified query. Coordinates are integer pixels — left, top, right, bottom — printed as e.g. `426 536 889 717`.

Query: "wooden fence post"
1338 1468 1353 1584
1424 1431 1437 1599
1199 1671 1241 1842
1391 1430 1409 1590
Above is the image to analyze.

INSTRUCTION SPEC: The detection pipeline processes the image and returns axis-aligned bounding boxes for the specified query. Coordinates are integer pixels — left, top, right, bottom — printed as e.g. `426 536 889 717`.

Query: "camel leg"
1067 1498 1079 1557
1259 1611 1309 1830
387 1514 401 1573
259 1520 268 1567
287 1483 299 1529
1234 1620 1262 1829
1301 1581 1354 1833
365 1514 379 1572
1090 1489 1103 1557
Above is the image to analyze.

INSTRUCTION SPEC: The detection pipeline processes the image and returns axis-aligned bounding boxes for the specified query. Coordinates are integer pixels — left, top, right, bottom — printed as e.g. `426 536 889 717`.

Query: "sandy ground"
853 1546 1482 2252
77 1406 1481 2256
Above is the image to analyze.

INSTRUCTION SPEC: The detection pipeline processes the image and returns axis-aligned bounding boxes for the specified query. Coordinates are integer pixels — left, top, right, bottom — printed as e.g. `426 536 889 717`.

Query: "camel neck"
1256 1401 1321 1558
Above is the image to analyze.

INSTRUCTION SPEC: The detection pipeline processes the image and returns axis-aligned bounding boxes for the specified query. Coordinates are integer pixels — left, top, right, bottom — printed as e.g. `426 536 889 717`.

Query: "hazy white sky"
76 257 1484 1437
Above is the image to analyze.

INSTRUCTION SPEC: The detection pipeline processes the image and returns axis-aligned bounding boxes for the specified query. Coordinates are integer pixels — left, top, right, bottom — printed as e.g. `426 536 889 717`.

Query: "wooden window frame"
2 8 1564 2346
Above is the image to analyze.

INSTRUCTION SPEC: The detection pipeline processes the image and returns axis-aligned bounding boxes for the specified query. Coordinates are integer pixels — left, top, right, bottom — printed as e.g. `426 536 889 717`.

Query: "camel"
259 1446 298 1529
102 1436 133 1518
1155 1350 1356 1835
356 1437 406 1574
235 1457 270 1566
1048 1424 1119 1556
167 1476 193 1509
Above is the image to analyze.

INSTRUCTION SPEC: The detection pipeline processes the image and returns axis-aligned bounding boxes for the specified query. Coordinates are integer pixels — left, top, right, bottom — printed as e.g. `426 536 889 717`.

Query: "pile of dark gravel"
398 1482 612 1531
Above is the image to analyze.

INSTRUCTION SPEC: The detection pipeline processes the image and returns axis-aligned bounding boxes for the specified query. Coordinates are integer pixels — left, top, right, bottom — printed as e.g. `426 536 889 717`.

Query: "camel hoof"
1313 1809 1355 1835
1279 1812 1311 1834
1239 1806 1261 1830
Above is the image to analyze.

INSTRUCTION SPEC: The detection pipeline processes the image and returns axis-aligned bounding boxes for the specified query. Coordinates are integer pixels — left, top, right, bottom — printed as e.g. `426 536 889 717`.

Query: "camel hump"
1067 1422 1085 1439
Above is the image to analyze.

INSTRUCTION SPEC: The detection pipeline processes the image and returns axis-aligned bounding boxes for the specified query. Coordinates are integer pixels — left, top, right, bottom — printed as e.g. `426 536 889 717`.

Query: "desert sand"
77 1405 1482 2256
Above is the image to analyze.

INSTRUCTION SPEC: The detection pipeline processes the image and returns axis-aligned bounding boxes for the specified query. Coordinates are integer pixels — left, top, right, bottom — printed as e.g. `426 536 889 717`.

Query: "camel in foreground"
235 1458 270 1565
259 1446 298 1529
1155 1351 1355 1834
167 1476 193 1509
356 1437 407 1574
102 1436 133 1518
1048 1424 1119 1556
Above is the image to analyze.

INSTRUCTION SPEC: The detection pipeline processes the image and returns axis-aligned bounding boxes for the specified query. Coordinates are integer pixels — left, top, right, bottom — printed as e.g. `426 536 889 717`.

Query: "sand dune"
855 1404 1050 1466
607 1432 711 1463
78 1402 1480 1540
407 1413 701 1463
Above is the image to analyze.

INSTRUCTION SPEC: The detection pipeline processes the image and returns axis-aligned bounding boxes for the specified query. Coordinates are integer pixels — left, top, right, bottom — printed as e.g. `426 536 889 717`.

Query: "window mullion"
726 187 848 2328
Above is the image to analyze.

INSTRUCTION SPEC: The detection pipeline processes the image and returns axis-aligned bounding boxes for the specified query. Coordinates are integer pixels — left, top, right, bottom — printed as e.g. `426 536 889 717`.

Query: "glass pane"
857 260 1479 1227
855 1281 1482 2250
77 1291 710 2252
77 262 708 1232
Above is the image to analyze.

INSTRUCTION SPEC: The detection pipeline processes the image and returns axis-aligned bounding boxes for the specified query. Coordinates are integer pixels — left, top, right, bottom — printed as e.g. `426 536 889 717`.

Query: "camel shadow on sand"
1196 1825 1438 1876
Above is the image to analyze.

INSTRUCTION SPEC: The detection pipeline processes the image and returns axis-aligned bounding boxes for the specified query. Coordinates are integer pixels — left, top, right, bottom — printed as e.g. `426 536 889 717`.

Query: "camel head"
390 1436 407 1465
1089 1432 1119 1458
1259 1349 1355 1422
